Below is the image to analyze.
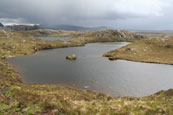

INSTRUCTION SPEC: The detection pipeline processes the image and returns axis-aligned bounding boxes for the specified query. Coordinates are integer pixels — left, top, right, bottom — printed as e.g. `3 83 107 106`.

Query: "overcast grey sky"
0 0 172 30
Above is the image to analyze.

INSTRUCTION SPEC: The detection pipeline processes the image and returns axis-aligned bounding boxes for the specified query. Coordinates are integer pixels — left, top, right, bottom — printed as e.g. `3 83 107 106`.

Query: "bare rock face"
66 54 77 60
89 29 145 42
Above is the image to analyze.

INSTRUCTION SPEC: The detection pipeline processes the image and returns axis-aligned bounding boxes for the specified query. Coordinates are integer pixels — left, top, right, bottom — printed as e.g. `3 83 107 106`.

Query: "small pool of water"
7 42 173 97
38 36 71 40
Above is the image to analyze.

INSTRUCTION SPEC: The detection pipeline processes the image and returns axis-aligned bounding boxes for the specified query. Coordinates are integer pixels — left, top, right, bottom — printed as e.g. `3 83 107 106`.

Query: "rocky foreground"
0 28 173 114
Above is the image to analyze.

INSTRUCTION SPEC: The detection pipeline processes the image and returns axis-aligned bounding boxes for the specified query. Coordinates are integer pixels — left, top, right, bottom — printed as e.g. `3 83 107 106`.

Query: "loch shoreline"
0 29 173 114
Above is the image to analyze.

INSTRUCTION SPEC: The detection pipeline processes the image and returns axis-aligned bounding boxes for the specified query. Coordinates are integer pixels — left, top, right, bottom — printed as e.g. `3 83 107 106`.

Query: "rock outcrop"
86 29 145 42
67 29 145 45
66 54 77 60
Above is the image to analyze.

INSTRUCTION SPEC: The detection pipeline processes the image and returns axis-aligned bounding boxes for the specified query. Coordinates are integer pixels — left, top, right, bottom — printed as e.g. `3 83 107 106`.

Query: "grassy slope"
104 37 173 65
0 29 173 114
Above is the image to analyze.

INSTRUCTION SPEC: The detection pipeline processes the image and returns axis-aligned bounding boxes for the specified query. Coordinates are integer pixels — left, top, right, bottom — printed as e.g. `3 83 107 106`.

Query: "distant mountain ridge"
4 25 40 31
40 24 110 31
0 23 4 27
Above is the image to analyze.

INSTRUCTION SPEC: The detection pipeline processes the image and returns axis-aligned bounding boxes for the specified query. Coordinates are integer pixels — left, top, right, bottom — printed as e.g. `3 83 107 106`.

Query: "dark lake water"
38 36 71 40
7 42 173 97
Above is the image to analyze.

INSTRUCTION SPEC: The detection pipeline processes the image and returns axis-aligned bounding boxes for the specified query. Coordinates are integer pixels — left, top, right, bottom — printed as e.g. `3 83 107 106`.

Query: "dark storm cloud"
0 0 172 29
0 0 122 24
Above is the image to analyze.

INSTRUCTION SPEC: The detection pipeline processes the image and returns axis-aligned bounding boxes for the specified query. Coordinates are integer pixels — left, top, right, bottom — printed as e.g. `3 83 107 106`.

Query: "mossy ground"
0 29 173 114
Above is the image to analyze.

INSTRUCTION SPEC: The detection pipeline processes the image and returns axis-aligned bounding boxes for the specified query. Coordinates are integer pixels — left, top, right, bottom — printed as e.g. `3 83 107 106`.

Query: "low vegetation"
0 29 81 59
0 28 173 114
104 36 173 65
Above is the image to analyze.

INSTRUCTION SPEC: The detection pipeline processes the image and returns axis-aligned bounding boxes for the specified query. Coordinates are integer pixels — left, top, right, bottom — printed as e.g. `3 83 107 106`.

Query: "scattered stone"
126 48 131 51
7 55 14 58
10 46 16 49
33 46 38 51
131 48 136 51
84 86 90 89
22 40 26 43
63 41 71 44
124 101 133 107
109 57 115 60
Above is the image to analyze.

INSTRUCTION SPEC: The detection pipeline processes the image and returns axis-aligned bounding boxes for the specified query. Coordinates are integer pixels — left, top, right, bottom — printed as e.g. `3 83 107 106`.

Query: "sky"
0 0 173 30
